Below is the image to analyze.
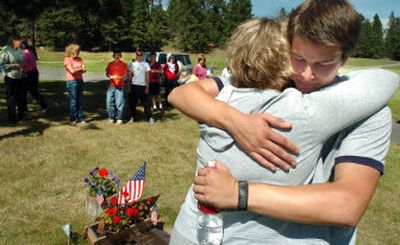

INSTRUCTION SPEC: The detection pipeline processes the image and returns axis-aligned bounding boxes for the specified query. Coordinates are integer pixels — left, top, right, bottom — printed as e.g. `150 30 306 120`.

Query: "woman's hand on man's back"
227 113 299 172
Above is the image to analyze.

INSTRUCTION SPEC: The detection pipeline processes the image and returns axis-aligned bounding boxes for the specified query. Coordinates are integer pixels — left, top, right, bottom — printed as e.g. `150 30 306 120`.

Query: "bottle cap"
198 203 220 214
208 160 216 168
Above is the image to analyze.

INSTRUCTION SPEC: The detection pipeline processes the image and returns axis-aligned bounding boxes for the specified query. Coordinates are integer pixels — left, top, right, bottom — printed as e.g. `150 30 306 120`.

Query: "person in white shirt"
127 50 154 123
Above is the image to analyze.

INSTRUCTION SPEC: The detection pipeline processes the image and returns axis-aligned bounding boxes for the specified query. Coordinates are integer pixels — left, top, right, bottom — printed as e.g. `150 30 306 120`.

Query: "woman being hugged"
64 44 86 125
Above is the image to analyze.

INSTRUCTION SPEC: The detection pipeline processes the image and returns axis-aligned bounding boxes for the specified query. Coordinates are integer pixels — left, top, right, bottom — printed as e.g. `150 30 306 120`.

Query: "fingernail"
291 161 297 168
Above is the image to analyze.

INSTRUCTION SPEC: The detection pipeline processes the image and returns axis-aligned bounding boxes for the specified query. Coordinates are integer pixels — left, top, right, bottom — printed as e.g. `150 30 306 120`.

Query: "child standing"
149 51 163 111
128 49 154 123
106 50 128 124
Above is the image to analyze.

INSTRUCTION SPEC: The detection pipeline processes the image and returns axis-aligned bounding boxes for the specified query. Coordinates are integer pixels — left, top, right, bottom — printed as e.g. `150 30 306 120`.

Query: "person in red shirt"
149 51 163 111
105 50 128 124
163 54 179 108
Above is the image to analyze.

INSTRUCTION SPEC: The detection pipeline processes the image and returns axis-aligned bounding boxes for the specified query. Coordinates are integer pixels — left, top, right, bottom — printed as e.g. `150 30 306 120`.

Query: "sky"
251 0 400 24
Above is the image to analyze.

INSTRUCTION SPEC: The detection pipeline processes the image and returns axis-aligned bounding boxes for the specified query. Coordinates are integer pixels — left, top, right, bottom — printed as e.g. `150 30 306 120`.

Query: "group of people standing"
0 35 48 124
63 44 209 126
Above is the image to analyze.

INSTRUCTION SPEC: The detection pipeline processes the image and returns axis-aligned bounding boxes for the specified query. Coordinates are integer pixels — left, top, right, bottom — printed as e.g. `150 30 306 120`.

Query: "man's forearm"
247 163 379 226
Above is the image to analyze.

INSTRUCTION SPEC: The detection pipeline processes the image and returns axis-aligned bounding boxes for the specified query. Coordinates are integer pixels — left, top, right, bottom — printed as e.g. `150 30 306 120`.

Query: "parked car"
143 51 193 73
172 52 193 73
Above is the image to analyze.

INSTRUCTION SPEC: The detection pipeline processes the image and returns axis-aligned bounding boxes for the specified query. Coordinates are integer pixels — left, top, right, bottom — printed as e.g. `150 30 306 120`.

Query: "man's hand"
193 161 238 209
226 113 299 172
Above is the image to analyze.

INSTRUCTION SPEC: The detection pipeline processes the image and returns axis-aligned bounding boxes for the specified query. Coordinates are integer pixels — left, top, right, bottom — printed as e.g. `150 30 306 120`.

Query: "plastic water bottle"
197 160 223 245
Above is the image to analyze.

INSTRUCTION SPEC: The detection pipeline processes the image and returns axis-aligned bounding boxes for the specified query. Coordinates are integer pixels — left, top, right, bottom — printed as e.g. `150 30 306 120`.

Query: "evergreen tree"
201 0 227 48
37 6 84 50
385 12 400 60
279 7 288 17
353 15 374 58
370 14 384 58
225 0 252 37
167 0 209 52
146 0 169 51
130 0 151 50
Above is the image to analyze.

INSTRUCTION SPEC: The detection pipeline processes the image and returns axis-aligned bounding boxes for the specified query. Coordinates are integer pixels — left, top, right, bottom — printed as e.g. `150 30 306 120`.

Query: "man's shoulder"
343 106 391 134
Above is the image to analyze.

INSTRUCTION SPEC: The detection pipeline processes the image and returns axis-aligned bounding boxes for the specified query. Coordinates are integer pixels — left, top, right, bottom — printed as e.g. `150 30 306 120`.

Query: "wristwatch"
237 181 249 210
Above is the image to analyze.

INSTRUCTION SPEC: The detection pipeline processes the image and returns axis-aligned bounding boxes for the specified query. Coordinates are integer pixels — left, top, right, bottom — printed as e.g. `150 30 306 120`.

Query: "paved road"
392 120 400 144
38 66 107 82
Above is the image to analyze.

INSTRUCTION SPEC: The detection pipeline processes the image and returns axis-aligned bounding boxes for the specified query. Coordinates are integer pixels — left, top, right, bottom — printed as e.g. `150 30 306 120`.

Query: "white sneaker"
116 120 123 125
149 118 155 125
153 105 157 110
78 121 87 125
159 104 163 110
109 119 115 124
70 121 77 126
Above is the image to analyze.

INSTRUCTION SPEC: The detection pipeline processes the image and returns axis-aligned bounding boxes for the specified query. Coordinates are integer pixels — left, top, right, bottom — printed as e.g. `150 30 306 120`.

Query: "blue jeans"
106 86 125 120
66 80 84 122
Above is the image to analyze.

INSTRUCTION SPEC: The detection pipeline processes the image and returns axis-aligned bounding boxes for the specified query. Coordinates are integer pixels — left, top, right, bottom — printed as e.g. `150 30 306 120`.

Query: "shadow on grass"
0 80 182 138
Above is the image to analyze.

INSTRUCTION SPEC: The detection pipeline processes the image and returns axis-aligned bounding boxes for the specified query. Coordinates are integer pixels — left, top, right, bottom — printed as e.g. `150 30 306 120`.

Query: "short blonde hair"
65 44 80 57
227 18 292 91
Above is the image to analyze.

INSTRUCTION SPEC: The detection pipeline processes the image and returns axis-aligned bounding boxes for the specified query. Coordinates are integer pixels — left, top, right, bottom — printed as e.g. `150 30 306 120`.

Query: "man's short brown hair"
288 0 361 61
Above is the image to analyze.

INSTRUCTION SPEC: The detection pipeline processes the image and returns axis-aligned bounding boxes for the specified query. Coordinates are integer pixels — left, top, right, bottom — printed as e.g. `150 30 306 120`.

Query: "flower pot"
86 195 104 219
85 219 170 245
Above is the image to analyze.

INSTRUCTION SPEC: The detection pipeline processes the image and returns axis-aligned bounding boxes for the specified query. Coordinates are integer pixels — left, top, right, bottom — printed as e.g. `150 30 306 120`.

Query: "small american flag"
96 191 104 206
118 160 147 205
151 204 158 224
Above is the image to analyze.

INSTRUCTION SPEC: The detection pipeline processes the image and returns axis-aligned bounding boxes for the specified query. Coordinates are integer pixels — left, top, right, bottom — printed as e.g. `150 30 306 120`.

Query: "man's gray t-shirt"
312 106 392 245
172 69 399 244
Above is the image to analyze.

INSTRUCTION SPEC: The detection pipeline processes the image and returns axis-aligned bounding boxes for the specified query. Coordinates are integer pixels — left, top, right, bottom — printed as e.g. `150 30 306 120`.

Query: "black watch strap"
237 181 248 210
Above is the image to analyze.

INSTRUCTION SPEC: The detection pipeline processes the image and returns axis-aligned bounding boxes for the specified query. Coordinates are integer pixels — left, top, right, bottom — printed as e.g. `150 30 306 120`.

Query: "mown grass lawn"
0 52 399 244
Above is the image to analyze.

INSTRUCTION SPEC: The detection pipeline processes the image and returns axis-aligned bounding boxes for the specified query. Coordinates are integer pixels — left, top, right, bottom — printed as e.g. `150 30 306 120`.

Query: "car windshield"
159 54 167 64
175 55 192 65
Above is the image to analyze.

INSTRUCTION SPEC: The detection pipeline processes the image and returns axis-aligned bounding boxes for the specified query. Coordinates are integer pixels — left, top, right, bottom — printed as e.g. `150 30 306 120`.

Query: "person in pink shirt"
64 44 86 125
22 41 48 113
193 54 208 80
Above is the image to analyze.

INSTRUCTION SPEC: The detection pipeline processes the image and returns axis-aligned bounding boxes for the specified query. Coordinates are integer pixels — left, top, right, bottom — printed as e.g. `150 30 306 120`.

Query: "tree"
146 0 169 51
279 7 288 17
385 12 400 60
37 6 84 50
353 14 374 58
0 0 53 47
225 0 252 37
167 0 209 52
201 0 227 48
370 14 384 58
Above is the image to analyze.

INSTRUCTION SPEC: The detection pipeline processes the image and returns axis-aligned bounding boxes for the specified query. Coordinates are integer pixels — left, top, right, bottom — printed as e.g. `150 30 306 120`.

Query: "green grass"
0 80 199 243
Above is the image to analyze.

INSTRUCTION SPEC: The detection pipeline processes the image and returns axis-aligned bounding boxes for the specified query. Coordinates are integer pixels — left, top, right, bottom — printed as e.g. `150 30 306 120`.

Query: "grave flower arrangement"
95 195 159 235
84 167 120 198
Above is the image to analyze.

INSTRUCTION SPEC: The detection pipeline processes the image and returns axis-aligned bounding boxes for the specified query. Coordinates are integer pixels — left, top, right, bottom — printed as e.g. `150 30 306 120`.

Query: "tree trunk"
31 19 36 48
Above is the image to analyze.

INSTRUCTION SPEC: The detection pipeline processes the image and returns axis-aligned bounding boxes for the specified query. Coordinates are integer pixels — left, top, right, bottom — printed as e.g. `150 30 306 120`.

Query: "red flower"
98 168 108 177
126 208 139 217
113 216 121 224
105 207 117 215
122 191 129 197
110 197 118 206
